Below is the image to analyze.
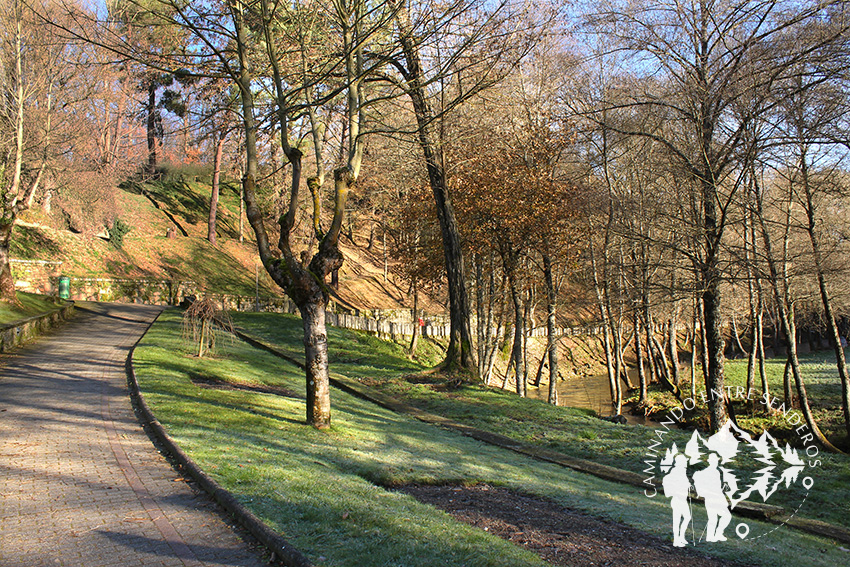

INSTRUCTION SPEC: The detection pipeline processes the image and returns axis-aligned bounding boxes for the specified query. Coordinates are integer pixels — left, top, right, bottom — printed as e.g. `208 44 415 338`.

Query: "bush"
108 218 131 248
181 296 233 357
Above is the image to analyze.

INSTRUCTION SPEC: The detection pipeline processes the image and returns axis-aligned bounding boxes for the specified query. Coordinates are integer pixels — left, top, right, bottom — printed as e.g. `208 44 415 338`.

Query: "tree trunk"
146 81 157 175
589 218 617 411
396 10 474 375
668 315 681 388
300 300 331 428
783 356 793 409
698 296 710 395
777 301 841 452
690 303 698 400
756 305 768 399
409 282 419 356
644 316 658 388
0 223 17 302
475 252 504 385
502 349 515 390
755 186 841 452
239 182 245 243
635 315 647 404
533 348 546 388
522 285 532 384
702 269 730 432
616 324 634 391
799 149 850 439
208 131 225 245
543 251 559 406
509 275 526 397
232 4 338 430
612 320 624 414
744 207 758 398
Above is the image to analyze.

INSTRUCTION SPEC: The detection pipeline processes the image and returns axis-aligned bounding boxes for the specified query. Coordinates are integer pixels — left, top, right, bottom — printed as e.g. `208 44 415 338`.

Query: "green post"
58 276 70 300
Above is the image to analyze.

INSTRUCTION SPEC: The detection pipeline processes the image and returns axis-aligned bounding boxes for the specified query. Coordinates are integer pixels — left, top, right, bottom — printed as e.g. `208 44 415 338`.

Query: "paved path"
0 303 269 567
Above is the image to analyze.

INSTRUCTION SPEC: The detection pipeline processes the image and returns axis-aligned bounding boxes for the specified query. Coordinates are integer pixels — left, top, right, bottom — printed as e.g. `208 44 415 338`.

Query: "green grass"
10 225 63 260
229 312 850 532
134 310 850 566
0 292 62 325
725 352 849 444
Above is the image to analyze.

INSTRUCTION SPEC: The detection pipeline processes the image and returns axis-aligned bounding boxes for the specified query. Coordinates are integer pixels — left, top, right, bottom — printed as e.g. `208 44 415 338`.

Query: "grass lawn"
0 292 63 325
724 352 849 445
133 310 850 567
229 312 850 533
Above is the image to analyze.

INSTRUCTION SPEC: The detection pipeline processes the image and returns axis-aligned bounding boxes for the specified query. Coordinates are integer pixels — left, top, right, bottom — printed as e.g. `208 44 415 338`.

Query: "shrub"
181 296 233 357
107 219 131 248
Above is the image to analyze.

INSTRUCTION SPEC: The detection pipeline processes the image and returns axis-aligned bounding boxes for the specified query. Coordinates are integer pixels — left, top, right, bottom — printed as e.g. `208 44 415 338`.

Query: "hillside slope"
11 171 438 312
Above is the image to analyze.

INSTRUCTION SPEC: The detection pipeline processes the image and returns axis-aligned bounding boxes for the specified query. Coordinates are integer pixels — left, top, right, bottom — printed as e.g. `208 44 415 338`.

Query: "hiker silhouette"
662 453 692 547
692 453 732 542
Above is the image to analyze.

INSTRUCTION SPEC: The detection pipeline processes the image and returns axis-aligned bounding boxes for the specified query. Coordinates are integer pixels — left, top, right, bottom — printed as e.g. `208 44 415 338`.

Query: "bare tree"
0 0 81 301
586 0 850 432
779 72 850 439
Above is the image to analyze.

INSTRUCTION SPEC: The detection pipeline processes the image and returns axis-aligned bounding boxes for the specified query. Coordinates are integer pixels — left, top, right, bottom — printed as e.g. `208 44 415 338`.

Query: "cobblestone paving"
0 303 270 567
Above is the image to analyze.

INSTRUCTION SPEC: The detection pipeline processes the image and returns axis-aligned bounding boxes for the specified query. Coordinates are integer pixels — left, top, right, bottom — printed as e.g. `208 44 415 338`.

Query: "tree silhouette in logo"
660 421 805 546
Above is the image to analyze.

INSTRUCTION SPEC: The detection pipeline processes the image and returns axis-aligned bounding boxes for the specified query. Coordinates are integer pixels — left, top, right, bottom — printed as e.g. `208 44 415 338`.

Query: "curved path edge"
126 315 314 567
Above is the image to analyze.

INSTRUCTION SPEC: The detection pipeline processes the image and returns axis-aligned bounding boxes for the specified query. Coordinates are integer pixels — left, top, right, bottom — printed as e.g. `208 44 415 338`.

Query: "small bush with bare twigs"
181 296 234 357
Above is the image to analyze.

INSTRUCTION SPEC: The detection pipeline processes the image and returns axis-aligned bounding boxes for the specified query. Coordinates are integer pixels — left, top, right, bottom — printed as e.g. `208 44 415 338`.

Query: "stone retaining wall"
0 301 75 353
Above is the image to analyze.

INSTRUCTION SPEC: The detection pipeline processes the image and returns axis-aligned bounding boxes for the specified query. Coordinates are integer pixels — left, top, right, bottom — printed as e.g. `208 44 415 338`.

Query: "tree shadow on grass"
10 225 63 259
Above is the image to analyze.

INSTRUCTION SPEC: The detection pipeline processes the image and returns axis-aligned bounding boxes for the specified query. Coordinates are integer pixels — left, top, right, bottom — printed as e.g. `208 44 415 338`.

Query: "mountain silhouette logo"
657 419 811 546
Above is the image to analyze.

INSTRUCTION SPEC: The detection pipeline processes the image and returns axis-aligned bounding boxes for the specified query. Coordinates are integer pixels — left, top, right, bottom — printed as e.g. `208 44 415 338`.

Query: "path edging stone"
126 318 314 567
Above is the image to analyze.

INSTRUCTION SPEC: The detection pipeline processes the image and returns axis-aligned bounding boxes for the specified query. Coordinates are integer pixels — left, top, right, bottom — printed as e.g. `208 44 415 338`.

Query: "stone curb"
230 326 850 546
0 299 75 352
126 315 314 567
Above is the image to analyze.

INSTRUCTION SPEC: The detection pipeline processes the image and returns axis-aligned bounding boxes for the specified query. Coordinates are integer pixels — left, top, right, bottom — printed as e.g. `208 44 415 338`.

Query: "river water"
526 371 617 416
525 370 650 425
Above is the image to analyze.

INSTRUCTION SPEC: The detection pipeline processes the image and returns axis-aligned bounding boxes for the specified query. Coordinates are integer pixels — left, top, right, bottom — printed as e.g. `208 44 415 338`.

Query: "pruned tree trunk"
208 131 225 245
301 300 331 426
232 0 354 429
